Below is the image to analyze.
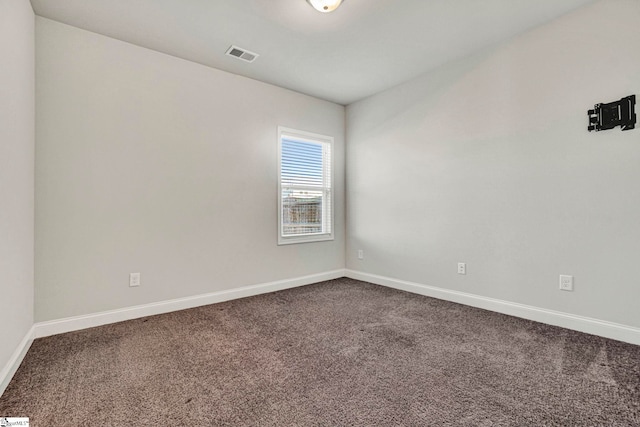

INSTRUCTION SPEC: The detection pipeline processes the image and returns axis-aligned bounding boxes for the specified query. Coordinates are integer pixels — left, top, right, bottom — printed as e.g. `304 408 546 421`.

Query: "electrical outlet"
129 272 141 287
457 263 466 275
357 250 364 260
559 275 573 291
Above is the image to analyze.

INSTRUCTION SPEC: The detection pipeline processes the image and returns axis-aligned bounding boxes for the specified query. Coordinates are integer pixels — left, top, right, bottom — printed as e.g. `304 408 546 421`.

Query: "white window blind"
278 127 333 245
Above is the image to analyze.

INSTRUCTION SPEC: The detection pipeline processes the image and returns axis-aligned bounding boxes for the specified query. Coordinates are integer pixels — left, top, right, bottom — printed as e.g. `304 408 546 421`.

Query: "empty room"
1 0 639 425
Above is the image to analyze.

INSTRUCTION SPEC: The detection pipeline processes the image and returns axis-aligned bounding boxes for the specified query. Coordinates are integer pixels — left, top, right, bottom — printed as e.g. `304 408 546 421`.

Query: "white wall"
346 0 640 329
0 0 35 380
35 18 345 322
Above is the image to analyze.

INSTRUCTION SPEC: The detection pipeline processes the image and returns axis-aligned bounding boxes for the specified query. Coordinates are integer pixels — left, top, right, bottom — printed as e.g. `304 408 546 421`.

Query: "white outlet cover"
357 250 364 260
458 263 466 275
559 275 573 291
130 272 141 287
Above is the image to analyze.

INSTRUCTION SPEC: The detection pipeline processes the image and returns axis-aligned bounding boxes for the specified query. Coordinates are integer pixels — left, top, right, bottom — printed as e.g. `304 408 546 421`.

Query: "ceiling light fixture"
306 0 343 13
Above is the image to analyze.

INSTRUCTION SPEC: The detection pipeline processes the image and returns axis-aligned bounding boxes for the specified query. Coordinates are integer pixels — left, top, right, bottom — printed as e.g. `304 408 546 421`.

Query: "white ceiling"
30 0 595 105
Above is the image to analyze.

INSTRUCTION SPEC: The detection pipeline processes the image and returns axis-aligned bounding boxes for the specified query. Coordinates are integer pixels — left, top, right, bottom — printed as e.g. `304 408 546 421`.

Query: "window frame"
277 126 334 245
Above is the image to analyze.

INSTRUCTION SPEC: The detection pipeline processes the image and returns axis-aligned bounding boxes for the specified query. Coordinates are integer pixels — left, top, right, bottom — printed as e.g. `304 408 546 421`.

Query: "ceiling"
30 0 595 105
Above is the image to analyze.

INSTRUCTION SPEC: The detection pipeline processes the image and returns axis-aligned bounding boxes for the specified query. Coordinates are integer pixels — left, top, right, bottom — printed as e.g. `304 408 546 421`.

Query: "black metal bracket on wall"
588 94 636 132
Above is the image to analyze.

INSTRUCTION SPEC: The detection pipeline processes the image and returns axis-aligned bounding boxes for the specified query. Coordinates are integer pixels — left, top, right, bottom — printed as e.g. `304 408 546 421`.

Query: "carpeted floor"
1 278 639 426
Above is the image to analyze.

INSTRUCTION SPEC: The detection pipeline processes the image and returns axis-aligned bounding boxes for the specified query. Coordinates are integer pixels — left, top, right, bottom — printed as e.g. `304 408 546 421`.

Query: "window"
278 127 333 245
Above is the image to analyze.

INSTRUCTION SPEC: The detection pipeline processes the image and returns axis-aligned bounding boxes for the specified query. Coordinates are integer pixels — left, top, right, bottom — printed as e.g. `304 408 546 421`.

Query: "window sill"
278 234 334 245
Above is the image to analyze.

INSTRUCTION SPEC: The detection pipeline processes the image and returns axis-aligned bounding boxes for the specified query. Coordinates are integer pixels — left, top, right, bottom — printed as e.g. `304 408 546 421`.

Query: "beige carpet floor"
1 278 639 426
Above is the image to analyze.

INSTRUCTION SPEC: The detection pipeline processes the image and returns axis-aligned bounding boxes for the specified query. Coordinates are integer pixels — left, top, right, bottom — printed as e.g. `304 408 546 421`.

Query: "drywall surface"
0 0 35 372
346 0 640 328
35 18 345 322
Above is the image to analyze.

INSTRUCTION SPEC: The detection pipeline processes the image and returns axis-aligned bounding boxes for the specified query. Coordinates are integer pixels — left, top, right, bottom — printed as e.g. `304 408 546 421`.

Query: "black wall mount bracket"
588 95 636 132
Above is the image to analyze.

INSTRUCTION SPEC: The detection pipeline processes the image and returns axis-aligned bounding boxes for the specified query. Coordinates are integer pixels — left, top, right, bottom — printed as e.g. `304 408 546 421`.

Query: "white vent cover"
225 45 259 63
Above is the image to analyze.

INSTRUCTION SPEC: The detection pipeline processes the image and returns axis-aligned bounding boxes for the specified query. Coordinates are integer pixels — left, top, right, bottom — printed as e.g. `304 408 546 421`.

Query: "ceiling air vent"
225 45 259 63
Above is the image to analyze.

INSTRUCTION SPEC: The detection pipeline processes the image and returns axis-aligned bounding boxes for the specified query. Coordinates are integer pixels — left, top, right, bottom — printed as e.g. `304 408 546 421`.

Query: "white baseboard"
34 269 346 339
345 269 640 346
13 268 636 398
0 325 35 397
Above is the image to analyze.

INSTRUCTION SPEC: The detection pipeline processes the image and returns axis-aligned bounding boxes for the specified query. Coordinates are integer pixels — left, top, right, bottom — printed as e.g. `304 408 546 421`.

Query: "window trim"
277 126 334 245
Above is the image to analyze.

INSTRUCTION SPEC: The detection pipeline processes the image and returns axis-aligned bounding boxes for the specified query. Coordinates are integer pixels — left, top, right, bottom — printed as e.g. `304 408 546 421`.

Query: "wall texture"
346 0 640 329
0 0 35 378
35 18 345 322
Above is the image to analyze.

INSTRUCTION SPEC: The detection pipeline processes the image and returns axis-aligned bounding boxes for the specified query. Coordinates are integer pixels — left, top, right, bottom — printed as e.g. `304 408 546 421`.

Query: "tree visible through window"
278 127 333 245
